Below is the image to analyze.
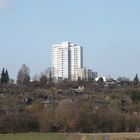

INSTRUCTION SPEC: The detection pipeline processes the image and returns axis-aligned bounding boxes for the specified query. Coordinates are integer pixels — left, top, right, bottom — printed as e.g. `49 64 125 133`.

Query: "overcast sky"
0 0 140 79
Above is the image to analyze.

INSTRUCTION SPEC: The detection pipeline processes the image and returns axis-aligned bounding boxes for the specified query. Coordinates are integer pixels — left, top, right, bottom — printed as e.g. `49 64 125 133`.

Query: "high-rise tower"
52 42 83 81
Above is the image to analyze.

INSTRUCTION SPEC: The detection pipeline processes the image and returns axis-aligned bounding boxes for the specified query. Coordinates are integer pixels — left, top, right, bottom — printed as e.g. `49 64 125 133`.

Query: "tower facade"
52 42 83 81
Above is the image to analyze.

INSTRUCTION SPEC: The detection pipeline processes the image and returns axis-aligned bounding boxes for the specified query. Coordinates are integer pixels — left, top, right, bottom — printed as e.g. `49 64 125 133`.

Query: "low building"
92 72 98 80
76 68 97 81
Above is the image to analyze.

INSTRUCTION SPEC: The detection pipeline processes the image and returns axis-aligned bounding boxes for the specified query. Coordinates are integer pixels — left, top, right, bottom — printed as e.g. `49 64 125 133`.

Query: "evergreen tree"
133 73 139 85
1 68 5 84
5 69 9 83
0 68 9 84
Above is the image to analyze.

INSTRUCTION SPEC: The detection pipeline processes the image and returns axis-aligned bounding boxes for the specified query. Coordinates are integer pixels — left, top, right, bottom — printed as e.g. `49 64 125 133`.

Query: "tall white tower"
52 42 83 81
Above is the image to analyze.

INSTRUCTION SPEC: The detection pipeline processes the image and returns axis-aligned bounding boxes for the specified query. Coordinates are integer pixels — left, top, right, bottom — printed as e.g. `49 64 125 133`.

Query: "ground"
0 133 140 140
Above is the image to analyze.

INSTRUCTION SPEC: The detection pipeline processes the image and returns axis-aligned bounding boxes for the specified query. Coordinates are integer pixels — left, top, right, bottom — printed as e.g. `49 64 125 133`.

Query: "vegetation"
1 68 9 84
17 64 30 86
0 133 140 140
133 74 139 85
1 84 140 133
0 65 140 134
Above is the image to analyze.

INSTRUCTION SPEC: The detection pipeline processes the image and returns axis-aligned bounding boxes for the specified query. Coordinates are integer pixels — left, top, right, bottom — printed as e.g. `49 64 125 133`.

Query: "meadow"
0 133 140 140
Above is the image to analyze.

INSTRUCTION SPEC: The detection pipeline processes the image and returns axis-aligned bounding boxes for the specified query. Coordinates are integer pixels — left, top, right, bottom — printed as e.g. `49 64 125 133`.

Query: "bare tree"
40 67 54 88
17 64 30 86
55 99 79 132
39 75 48 88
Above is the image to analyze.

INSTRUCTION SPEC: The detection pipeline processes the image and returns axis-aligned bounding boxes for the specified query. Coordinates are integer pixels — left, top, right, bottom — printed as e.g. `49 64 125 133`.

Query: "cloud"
0 0 10 11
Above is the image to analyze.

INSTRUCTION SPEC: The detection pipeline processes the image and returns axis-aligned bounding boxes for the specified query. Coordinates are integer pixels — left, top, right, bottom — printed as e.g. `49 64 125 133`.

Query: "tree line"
1 93 140 133
0 64 139 87
0 64 140 133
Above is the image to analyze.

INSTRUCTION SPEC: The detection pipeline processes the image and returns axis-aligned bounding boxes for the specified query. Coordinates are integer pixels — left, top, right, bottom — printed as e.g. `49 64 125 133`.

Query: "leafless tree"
17 64 30 86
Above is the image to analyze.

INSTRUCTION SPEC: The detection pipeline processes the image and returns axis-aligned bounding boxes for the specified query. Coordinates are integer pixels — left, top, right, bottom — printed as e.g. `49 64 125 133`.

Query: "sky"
0 0 140 80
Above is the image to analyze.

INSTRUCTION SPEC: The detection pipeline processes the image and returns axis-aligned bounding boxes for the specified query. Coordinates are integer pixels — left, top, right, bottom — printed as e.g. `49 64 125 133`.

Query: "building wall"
92 72 98 79
52 42 83 81
77 68 93 81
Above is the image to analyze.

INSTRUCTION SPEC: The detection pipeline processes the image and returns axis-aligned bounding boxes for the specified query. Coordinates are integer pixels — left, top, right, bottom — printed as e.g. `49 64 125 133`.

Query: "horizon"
0 0 140 80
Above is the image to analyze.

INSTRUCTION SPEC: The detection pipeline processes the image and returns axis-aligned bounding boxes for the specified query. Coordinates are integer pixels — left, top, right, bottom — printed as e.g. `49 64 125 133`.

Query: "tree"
39 75 48 88
133 73 139 85
97 77 104 88
39 106 55 132
44 67 54 88
1 68 9 84
77 76 83 86
5 69 9 83
77 99 95 132
1 68 5 84
94 107 123 132
55 99 79 132
17 64 30 86
117 77 130 85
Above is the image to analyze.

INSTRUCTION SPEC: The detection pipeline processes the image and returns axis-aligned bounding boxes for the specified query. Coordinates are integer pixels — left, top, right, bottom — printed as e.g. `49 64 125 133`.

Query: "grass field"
0 133 140 140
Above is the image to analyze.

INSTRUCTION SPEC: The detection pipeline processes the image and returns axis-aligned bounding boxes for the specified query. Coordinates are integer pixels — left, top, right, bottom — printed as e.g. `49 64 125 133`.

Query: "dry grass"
0 133 140 140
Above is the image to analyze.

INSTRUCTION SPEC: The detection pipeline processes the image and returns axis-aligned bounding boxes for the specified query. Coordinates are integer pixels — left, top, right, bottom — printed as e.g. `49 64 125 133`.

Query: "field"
0 133 140 140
